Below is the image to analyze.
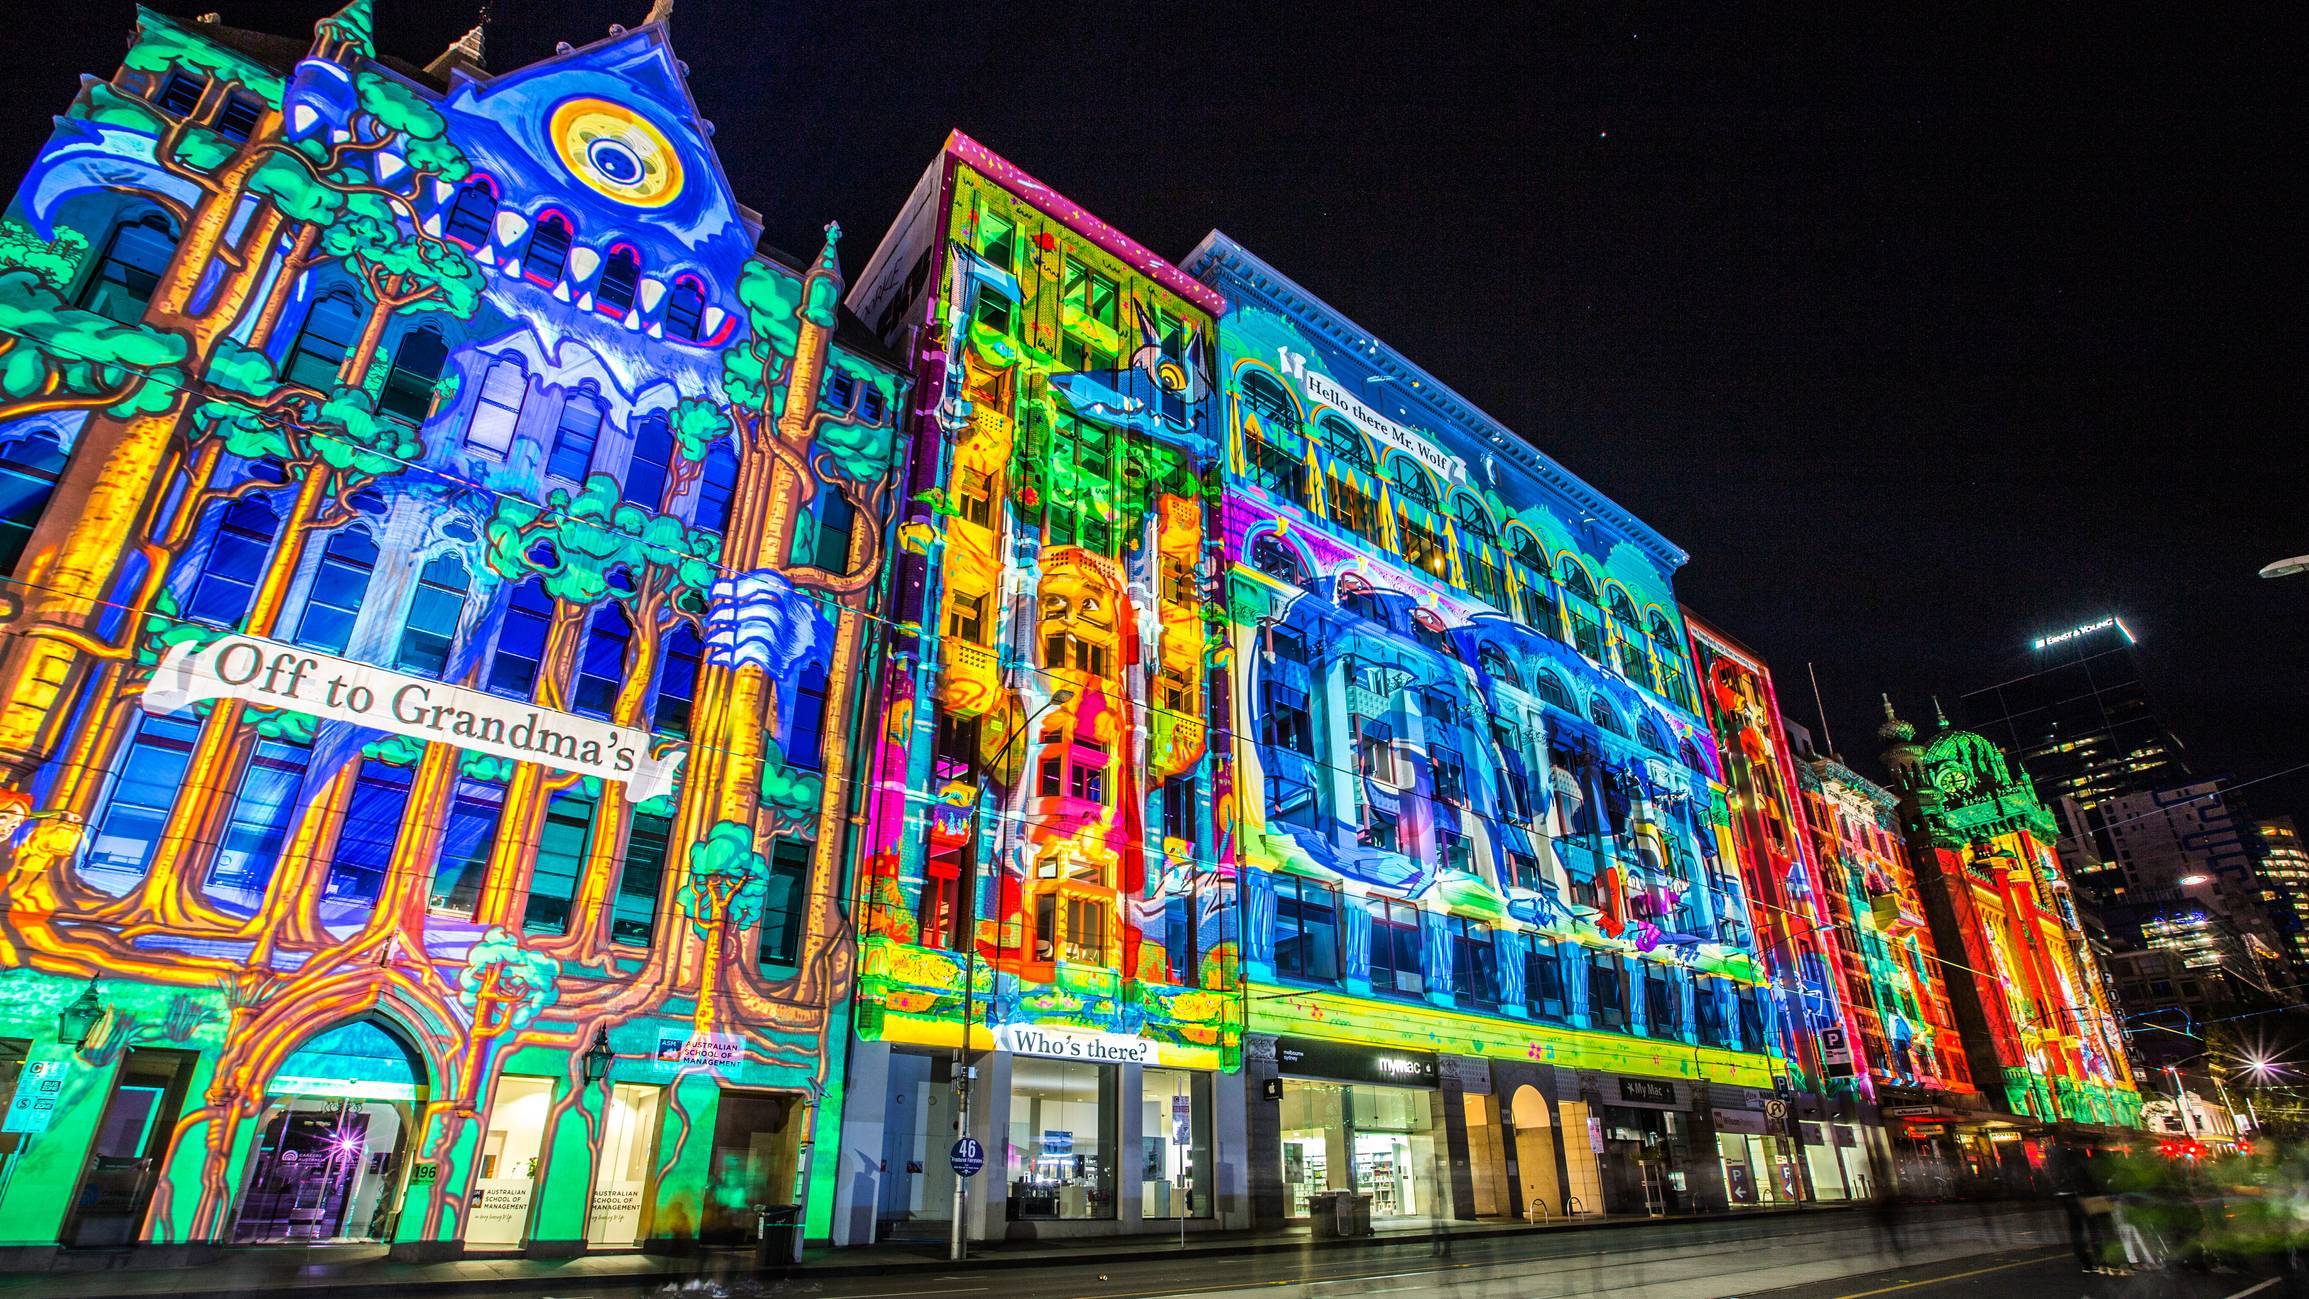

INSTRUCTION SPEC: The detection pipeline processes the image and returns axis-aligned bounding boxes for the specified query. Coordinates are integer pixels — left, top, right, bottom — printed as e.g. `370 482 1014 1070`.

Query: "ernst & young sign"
146 634 685 798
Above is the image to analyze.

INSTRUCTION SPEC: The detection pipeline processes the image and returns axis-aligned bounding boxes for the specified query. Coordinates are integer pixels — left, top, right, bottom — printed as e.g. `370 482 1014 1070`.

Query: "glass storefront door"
875 1051 955 1235
1140 1068 1212 1219
1005 1057 1115 1219
232 1021 424 1244
467 1075 553 1248
585 1083 662 1247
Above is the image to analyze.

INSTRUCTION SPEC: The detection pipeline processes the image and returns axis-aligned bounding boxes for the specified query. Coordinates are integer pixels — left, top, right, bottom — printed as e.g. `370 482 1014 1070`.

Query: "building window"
294 525 378 654
977 209 1016 271
378 325 449 422
1248 533 1310 587
1043 631 1109 676
427 779 505 917
1696 988 1727 1047
1318 415 1374 471
184 498 276 628
154 69 205 116
956 469 993 525
597 246 641 315
1449 917 1498 1007
1647 611 1689 703
974 289 1014 336
653 625 703 737
465 357 528 457
756 838 811 969
443 180 497 249
572 604 632 719
0 433 66 574
1437 825 1472 874
1328 476 1382 543
786 665 829 769
1270 771 1319 830
207 737 311 907
1527 943 1567 1020
486 578 553 700
84 714 198 886
1362 806 1400 853
611 808 672 947
792 486 855 572
1273 876 1341 983
664 277 707 341
524 785 596 936
1588 954 1628 1031
284 288 360 389
1060 256 1118 328
945 590 989 644
1644 971 1679 1038
1368 897 1424 995
322 760 413 906
1162 780 1196 844
694 440 738 534
215 91 264 142
625 412 675 511
80 214 178 324
519 211 573 284
547 388 605 480
394 553 468 677
1356 715 1400 785
1244 430 1306 501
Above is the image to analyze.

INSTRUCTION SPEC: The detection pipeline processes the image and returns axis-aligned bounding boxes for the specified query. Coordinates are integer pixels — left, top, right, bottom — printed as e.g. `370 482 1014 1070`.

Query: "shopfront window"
1276 1078 1439 1221
1007 1057 1115 1219
468 1075 553 1248
1140 1068 1213 1220
586 1083 663 1247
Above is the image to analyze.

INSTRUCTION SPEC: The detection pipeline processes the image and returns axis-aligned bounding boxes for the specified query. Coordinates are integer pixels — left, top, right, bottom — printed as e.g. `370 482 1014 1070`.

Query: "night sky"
9 2 2303 817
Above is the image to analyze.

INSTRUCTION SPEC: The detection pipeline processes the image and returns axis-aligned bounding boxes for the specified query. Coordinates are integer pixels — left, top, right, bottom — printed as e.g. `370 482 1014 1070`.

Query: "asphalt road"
519 1203 2075 1299
1747 1248 2300 1299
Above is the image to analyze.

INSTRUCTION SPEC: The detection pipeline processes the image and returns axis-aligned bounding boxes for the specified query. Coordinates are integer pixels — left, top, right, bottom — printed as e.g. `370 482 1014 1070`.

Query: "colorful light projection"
1685 616 1868 1094
1187 232 1777 1081
845 137 1239 1071
1794 754 1973 1096
1907 724 2139 1126
0 6 901 1252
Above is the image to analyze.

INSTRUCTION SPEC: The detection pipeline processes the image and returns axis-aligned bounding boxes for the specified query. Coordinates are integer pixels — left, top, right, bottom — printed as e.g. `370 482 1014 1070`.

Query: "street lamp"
2260 555 2309 580
57 976 101 1048
582 1027 615 1084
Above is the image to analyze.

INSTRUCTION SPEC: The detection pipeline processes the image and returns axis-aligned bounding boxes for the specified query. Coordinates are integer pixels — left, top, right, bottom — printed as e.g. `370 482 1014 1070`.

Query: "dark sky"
9 2 2304 816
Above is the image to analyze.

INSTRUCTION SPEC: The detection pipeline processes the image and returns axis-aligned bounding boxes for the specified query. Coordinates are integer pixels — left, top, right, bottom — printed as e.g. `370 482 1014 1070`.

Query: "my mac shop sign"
1274 1037 1438 1088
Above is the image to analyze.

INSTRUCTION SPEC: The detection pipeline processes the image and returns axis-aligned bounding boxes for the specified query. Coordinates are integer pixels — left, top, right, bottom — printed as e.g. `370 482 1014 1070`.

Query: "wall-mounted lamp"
582 1026 615 1084
58 976 102 1049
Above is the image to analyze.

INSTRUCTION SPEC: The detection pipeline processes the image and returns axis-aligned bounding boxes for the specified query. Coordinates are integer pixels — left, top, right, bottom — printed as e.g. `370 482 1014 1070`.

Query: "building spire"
1932 695 1950 729
426 9 489 79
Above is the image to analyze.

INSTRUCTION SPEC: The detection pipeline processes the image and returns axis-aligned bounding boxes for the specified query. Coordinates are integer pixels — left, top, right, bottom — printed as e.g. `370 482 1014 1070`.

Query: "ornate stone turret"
425 20 487 80
1877 695 1922 788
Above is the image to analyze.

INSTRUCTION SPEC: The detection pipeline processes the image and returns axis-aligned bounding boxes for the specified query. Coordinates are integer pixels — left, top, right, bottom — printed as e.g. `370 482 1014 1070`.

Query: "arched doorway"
1508 1085 1563 1220
230 1019 428 1244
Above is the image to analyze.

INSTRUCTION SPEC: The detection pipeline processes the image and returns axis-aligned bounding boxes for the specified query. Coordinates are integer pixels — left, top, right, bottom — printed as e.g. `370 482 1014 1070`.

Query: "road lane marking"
1829 1249 2064 1298
2224 1281 2281 1299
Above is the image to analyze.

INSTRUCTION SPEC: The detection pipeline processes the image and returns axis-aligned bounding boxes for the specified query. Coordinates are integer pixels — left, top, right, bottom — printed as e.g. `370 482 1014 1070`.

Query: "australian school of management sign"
147 634 686 798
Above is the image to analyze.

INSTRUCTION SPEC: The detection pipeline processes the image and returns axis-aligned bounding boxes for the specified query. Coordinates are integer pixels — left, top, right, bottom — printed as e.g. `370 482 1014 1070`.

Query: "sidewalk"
0 1204 1862 1299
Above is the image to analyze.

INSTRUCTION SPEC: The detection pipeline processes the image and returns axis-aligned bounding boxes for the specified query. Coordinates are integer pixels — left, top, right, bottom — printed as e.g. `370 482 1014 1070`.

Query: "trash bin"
1344 1193 1373 1238
1308 1191 1343 1239
755 1203 803 1269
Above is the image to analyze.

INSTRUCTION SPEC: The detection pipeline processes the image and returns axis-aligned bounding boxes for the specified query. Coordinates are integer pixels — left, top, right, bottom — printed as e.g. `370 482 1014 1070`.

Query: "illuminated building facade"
1876 702 2140 1139
1684 620 1878 1197
2251 817 2309 965
0 7 905 1260
833 135 1239 1243
1186 233 1789 1223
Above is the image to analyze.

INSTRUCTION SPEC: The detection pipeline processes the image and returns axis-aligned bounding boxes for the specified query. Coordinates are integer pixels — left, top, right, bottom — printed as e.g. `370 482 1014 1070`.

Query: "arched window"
597 245 641 314
1535 668 1579 714
1605 586 1641 629
1318 415 1374 471
284 287 361 389
1589 695 1628 737
394 553 469 676
294 524 378 653
1240 369 1298 429
1410 610 1453 658
1556 557 1598 603
693 438 738 534
378 324 449 422
1648 611 1690 703
1476 643 1515 683
1452 493 1498 544
1638 713 1673 755
442 179 497 249
572 603 632 719
524 211 573 284
185 497 277 628
465 356 527 457
80 213 179 324
623 411 674 511
1248 532 1310 588
653 624 703 736
664 276 707 341
486 577 553 699
0 431 69 574
547 386 604 481
1386 457 1438 509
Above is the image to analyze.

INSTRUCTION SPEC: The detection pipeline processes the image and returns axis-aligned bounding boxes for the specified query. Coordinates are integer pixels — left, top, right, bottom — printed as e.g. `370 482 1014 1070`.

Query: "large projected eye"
550 97 683 207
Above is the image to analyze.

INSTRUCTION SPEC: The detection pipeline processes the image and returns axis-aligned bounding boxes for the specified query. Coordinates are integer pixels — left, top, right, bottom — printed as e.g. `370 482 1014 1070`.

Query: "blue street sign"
950 1136 985 1178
